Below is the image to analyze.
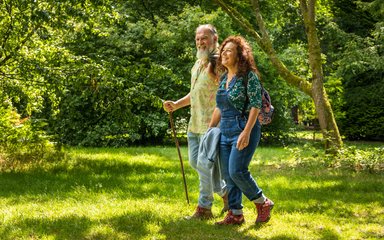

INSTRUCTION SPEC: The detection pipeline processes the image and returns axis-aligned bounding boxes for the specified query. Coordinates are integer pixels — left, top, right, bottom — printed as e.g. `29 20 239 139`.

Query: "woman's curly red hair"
216 35 261 79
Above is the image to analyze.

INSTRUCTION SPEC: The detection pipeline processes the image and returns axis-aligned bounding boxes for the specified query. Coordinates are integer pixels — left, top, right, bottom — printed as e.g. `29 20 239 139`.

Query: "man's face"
195 28 215 60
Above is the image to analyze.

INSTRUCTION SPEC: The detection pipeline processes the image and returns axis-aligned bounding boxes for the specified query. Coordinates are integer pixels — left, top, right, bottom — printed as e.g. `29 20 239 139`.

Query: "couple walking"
163 24 274 225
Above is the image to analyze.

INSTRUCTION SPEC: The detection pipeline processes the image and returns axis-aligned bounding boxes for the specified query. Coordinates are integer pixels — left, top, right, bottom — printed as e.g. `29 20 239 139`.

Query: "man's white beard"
196 45 214 60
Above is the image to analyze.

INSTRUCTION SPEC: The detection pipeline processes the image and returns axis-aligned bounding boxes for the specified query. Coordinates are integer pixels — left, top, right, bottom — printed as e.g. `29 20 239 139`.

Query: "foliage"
323 10 384 140
283 139 384 173
49 6 236 146
327 146 384 173
0 106 60 165
330 0 377 37
42 3 297 147
1 0 383 148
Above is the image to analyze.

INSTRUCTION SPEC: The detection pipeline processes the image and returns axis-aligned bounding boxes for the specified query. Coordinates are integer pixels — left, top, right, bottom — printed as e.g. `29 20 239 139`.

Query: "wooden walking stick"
169 111 190 205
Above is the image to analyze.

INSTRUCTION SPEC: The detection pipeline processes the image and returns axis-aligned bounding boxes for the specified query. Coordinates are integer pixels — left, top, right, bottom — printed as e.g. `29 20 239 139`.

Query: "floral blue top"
218 71 262 114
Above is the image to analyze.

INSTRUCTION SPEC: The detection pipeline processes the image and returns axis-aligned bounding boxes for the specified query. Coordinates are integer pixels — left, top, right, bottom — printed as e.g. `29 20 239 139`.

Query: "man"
163 24 227 219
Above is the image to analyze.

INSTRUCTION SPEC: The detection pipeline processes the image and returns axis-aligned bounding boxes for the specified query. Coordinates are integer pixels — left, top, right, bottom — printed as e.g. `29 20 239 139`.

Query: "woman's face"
221 42 238 69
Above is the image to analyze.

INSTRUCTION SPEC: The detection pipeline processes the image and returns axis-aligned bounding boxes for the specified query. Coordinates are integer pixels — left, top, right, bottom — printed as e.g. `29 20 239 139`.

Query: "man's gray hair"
196 24 218 37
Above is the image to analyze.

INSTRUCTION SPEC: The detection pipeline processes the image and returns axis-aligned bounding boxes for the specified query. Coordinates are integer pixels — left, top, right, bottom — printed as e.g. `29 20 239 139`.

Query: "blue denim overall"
217 76 263 215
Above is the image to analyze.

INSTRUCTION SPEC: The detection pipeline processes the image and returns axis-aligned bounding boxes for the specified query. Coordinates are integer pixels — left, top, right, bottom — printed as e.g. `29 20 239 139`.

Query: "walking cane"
168 111 190 205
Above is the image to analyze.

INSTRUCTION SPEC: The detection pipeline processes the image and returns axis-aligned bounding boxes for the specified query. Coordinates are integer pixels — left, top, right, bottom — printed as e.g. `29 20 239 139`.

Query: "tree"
327 0 384 140
213 0 343 150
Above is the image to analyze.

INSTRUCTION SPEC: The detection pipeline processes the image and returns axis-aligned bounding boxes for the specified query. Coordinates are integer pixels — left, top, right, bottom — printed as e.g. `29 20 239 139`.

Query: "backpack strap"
242 71 264 117
241 74 249 117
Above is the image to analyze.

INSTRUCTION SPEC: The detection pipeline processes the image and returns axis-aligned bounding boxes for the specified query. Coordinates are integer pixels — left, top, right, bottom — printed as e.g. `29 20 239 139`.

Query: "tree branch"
299 0 323 81
214 0 313 96
214 0 262 43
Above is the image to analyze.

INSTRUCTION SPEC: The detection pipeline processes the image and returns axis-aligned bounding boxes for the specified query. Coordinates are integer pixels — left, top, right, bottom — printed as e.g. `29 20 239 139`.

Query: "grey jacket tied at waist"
197 127 221 170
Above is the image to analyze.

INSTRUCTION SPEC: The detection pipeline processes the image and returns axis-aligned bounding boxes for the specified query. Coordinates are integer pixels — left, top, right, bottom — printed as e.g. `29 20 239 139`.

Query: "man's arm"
163 93 191 113
208 107 221 128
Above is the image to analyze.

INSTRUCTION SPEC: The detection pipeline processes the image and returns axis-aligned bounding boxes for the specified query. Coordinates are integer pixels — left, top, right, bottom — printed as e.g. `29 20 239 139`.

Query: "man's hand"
163 101 177 113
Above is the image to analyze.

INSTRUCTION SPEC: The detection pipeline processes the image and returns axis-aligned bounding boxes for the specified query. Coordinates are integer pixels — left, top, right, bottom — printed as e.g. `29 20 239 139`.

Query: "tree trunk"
300 0 342 150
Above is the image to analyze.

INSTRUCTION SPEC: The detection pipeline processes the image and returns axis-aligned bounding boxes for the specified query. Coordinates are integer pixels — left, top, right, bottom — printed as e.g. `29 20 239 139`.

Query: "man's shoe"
215 210 244 225
185 206 213 220
255 198 274 223
221 192 229 214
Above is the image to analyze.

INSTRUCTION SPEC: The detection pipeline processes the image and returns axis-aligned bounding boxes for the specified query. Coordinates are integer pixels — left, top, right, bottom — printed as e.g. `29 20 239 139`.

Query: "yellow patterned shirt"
188 59 218 134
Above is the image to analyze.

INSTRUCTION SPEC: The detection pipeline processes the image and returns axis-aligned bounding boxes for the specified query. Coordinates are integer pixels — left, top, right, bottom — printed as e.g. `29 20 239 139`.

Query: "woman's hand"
236 107 260 150
236 130 251 150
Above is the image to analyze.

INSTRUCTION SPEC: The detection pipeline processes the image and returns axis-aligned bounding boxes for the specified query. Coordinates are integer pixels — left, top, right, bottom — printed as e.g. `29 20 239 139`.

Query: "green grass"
0 145 383 239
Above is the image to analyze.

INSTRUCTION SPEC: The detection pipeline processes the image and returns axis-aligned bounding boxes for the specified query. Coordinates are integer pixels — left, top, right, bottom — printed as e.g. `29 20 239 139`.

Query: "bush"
326 146 384 172
332 23 384 141
284 142 384 173
0 106 61 168
341 82 384 141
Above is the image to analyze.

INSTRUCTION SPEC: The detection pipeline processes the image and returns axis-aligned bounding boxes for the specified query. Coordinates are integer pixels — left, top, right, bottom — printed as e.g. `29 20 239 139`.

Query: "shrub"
0 106 61 168
284 142 384 173
326 146 384 172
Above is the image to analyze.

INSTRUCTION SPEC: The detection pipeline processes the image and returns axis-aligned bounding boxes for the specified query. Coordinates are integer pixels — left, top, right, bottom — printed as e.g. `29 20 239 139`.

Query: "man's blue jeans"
188 132 226 209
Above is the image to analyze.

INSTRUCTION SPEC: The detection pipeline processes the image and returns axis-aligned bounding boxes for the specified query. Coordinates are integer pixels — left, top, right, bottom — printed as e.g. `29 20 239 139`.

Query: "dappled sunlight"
68 149 173 167
1 146 382 239
270 176 342 191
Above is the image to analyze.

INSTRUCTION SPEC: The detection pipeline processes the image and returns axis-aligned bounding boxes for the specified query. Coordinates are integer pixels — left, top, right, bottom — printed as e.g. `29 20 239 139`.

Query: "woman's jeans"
216 78 263 215
188 132 226 209
219 119 263 215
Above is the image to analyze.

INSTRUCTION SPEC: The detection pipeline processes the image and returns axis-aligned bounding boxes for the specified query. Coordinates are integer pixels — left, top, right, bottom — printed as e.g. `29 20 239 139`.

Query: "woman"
209 36 274 225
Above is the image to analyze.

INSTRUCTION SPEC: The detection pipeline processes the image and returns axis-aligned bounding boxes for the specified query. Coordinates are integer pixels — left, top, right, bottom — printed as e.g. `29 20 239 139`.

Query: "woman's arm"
236 107 260 150
208 107 221 128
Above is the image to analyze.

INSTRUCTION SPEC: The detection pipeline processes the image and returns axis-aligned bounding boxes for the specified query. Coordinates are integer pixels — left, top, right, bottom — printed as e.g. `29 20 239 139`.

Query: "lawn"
0 144 383 239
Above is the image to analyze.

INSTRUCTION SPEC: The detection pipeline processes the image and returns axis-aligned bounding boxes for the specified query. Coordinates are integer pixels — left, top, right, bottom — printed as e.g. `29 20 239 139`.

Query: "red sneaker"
255 198 274 223
185 206 213 220
215 210 245 225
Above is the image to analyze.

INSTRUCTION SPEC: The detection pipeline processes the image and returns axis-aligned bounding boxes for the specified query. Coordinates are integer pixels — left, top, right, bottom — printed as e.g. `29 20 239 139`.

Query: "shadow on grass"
0 215 93 240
